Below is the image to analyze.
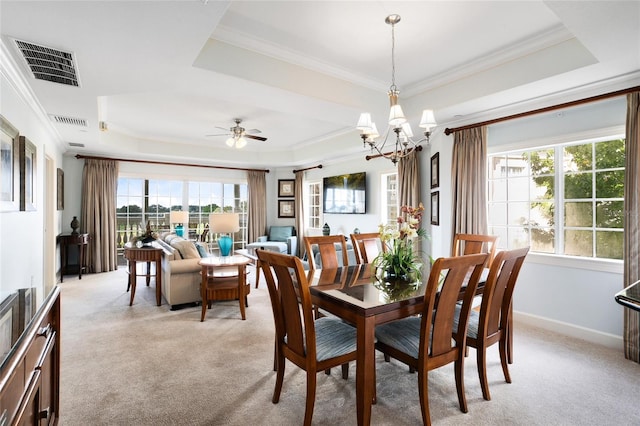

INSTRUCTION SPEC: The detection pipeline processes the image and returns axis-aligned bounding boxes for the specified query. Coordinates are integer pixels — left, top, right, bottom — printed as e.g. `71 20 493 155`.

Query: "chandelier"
357 14 437 165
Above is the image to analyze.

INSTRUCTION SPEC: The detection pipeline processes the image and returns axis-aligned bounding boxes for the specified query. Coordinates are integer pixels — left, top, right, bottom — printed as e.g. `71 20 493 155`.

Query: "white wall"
0 67 65 304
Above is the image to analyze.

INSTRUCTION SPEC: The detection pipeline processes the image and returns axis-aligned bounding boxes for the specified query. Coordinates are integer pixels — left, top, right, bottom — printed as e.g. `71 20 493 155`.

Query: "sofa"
155 233 211 309
246 226 297 256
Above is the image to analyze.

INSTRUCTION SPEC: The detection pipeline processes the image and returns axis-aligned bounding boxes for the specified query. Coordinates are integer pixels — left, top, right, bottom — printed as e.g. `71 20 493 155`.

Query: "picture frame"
1 115 20 212
57 168 64 210
430 191 440 226
430 152 440 189
278 179 295 198
19 136 36 211
278 199 295 218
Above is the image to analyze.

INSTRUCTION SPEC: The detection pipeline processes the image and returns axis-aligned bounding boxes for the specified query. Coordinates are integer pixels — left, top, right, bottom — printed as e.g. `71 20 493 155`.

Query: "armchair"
247 226 297 255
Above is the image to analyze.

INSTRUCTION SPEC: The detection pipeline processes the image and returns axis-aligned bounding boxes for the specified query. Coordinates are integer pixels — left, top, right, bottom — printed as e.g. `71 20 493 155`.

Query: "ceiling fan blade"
245 128 261 134
214 126 230 131
206 133 230 137
245 134 267 141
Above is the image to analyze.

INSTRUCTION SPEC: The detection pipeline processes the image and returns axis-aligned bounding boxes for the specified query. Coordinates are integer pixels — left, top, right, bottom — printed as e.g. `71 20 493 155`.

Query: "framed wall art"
19 136 36 211
0 292 20 360
278 179 295 198
57 168 64 210
430 191 440 226
430 152 440 189
278 199 295 218
1 115 20 212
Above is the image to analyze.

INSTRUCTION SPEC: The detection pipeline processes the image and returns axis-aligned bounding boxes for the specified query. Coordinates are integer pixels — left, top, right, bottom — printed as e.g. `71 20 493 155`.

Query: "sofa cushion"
169 258 201 274
171 240 200 259
268 226 295 242
195 242 208 258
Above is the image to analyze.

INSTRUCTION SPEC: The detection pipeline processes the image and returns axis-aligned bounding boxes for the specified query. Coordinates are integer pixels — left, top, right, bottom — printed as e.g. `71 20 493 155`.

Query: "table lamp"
209 213 240 256
170 211 189 237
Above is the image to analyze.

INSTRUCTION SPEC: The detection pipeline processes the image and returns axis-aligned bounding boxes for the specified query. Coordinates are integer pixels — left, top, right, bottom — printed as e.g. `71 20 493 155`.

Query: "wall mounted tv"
323 172 366 214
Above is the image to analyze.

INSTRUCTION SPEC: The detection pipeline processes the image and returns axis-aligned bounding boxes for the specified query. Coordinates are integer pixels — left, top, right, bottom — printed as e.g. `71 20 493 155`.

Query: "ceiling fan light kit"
357 14 437 165
210 118 267 149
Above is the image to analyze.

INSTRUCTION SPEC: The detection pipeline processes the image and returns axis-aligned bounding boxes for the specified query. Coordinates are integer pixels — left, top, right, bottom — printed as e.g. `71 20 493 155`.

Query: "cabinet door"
37 332 57 425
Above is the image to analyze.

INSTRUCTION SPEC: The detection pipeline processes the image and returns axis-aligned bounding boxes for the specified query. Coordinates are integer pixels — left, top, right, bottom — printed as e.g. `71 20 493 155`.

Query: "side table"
124 243 163 306
235 248 262 288
199 255 250 321
57 233 89 282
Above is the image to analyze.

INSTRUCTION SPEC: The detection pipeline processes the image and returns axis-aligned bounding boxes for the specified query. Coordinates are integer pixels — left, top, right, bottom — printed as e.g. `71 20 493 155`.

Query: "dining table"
307 263 486 426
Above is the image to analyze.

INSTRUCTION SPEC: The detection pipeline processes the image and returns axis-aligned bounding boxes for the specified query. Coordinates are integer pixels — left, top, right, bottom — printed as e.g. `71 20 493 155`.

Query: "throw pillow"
195 242 208 258
172 240 200 259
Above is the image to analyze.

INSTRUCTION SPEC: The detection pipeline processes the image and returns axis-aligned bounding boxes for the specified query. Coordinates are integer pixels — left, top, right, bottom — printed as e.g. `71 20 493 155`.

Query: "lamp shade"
209 213 240 233
170 211 189 224
235 137 247 149
419 109 437 130
357 113 373 131
388 104 406 127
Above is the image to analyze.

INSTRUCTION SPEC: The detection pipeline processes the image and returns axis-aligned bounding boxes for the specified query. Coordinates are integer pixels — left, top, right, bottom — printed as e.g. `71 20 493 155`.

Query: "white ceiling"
1 1 639 169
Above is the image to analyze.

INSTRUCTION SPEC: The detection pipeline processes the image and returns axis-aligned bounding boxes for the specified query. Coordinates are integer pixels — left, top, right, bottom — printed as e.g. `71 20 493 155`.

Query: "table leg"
155 258 162 306
146 261 151 286
238 265 246 320
200 266 207 322
356 315 375 426
78 243 84 280
254 259 261 289
128 260 137 306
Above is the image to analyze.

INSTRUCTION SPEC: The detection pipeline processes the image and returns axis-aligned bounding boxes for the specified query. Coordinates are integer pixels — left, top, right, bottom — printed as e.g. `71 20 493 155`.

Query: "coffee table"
235 249 262 288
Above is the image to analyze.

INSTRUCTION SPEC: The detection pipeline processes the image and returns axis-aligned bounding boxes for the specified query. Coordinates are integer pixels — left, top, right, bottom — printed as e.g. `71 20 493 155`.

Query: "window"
380 172 398 225
305 181 321 230
116 177 247 262
488 137 625 260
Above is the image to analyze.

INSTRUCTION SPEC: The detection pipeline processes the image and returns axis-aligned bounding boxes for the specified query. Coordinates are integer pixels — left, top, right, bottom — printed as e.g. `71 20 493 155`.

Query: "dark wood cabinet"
0 286 60 425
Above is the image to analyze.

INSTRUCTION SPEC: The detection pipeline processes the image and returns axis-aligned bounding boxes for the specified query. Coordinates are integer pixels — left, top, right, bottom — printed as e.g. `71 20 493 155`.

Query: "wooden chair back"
257 250 315 365
452 233 498 266
422 253 488 364
479 247 529 339
350 232 386 264
304 235 348 270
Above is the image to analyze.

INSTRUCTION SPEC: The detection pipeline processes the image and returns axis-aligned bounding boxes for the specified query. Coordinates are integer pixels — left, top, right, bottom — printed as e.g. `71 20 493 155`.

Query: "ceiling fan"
207 118 267 148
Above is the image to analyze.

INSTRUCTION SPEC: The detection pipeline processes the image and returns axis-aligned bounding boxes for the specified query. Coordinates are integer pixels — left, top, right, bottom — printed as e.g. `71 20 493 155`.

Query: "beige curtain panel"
247 170 267 244
624 92 640 363
81 158 119 273
398 149 422 260
451 126 488 239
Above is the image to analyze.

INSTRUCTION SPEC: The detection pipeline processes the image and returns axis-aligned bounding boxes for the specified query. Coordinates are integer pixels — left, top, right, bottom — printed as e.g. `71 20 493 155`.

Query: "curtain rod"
74 154 270 173
444 85 640 135
292 164 322 173
366 144 422 161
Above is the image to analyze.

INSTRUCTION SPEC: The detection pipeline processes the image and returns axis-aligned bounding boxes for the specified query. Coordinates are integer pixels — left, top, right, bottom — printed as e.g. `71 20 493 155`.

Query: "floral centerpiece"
373 203 427 283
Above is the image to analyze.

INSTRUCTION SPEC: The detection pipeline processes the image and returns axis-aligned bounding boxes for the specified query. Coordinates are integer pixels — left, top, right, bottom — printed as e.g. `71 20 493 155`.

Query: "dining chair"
256 249 357 426
453 247 529 401
304 235 349 270
374 253 489 425
452 233 498 267
350 232 386 264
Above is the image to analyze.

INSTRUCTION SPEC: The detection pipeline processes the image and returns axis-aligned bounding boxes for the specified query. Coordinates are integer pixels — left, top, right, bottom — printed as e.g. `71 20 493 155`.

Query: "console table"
57 233 89 282
124 243 163 306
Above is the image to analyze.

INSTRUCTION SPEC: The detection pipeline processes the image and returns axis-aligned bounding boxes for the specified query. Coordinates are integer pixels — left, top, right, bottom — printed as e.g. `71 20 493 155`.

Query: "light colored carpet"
59 267 640 425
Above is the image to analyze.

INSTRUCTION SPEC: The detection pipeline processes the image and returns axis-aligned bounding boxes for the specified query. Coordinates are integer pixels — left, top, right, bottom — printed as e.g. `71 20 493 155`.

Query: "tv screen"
323 172 366 214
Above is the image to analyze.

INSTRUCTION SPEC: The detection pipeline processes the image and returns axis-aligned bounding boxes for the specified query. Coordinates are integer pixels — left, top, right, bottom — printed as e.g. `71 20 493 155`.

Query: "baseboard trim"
513 311 623 350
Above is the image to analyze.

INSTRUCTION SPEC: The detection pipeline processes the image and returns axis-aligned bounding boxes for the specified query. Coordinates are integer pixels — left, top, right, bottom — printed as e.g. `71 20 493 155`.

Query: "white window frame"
304 180 322 231
380 171 398 226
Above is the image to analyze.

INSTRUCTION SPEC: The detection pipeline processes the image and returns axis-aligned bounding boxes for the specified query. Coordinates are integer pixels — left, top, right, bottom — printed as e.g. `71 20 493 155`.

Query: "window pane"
529 201 554 227
564 144 592 172
488 155 508 178
564 230 593 257
489 226 508 250
529 149 554 176
530 227 554 253
508 202 530 225
488 202 507 226
596 230 623 259
507 155 528 177
507 227 529 248
507 177 529 201
596 170 624 198
564 201 592 227
595 139 625 169
564 172 592 199
488 179 507 202
596 201 624 228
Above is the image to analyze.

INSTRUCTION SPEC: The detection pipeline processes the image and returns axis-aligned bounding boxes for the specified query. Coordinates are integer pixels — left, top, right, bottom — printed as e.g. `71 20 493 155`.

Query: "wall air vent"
14 39 80 87
68 142 85 148
49 114 87 127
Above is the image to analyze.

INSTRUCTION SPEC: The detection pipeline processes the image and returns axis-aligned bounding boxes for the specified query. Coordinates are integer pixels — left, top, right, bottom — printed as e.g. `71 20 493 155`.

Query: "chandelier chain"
390 21 397 92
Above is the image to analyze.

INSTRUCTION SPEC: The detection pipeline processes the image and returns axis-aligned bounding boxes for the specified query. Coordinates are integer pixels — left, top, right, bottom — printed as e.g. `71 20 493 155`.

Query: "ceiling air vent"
14 39 80 87
49 114 87 127
68 143 85 148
